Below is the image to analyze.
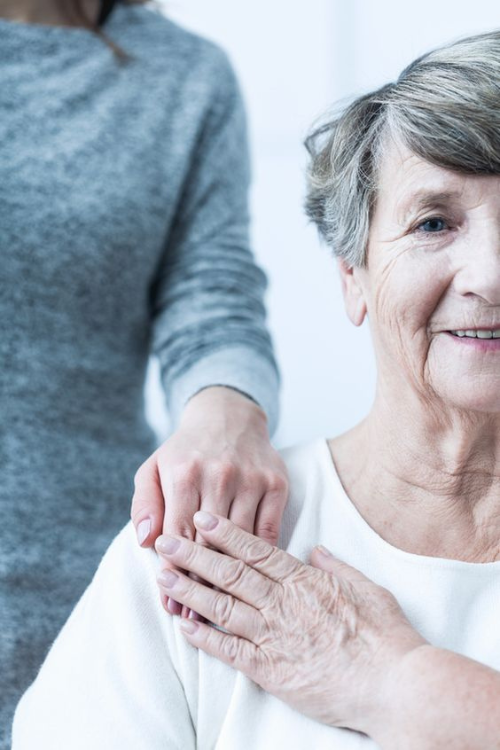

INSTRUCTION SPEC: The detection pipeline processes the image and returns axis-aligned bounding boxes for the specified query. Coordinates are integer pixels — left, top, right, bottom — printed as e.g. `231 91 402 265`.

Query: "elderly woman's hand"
155 512 427 736
131 386 289 616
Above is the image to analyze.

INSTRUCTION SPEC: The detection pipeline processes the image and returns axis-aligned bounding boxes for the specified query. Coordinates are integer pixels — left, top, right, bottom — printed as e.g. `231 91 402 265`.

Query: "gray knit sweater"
0 3 279 745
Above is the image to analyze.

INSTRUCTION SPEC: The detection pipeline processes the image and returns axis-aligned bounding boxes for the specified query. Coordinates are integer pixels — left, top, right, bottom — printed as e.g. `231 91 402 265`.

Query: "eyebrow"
398 190 463 223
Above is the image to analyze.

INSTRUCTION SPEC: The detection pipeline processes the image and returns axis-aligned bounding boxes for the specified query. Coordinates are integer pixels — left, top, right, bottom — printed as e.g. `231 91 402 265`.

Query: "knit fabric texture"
0 3 279 745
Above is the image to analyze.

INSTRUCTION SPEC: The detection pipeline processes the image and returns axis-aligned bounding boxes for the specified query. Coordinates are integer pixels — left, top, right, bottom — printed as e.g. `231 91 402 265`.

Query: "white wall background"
145 0 500 449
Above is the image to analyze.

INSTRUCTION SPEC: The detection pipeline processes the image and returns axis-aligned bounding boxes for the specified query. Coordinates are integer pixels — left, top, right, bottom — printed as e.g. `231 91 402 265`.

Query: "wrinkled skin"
336 137 500 563
155 512 426 734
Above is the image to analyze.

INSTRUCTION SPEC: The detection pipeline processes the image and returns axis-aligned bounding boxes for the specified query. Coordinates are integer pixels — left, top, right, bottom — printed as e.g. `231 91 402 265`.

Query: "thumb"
309 545 371 585
131 457 165 548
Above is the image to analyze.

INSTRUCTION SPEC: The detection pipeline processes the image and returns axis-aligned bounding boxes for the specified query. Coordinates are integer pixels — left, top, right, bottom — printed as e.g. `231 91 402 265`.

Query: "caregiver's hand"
154 512 427 737
131 386 289 616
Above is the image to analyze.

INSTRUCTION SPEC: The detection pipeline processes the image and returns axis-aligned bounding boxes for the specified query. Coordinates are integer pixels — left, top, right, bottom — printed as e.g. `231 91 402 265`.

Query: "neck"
329 385 500 563
0 0 100 26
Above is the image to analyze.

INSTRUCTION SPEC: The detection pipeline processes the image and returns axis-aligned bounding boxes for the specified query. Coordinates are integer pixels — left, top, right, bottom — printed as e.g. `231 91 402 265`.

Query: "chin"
437 387 500 415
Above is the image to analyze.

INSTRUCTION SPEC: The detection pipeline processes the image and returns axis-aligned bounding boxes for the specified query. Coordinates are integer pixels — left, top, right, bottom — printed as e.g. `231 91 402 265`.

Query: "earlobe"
337 259 367 327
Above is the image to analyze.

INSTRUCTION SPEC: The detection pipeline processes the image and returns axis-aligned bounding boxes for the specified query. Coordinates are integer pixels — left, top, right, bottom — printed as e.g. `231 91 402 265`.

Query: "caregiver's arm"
372 645 500 750
131 46 288 580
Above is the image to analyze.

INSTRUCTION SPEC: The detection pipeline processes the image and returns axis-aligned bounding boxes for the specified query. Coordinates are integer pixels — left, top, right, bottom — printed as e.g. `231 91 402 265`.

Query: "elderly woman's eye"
417 217 448 233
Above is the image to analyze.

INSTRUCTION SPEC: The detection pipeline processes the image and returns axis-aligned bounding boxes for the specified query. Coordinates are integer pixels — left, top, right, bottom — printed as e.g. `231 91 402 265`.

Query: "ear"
337 259 367 327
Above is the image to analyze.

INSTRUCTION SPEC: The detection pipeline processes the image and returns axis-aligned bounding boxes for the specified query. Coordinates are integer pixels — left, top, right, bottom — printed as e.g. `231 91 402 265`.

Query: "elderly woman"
12 28 500 749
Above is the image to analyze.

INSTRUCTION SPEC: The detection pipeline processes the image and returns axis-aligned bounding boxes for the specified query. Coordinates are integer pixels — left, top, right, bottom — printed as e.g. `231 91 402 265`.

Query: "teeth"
451 329 500 338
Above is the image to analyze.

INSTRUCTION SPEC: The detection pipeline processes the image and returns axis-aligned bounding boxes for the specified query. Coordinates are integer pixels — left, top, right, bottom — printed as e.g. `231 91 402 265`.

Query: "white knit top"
12 439 500 749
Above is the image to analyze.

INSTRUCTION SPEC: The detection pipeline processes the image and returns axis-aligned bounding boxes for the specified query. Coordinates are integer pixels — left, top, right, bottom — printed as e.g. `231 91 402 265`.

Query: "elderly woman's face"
342 138 500 412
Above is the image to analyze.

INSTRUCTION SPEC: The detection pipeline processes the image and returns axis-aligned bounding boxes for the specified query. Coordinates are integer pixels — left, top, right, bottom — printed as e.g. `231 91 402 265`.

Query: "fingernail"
189 610 202 621
315 544 333 558
158 570 179 588
179 619 199 634
194 511 218 530
157 536 181 555
137 518 151 545
167 598 182 616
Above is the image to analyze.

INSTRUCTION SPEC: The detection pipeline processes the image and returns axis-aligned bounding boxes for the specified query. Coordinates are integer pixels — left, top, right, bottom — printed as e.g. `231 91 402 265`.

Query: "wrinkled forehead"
373 137 500 228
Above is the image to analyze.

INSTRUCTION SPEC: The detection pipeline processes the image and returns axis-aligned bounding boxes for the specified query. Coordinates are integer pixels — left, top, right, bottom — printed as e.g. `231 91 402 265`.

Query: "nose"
453 226 500 304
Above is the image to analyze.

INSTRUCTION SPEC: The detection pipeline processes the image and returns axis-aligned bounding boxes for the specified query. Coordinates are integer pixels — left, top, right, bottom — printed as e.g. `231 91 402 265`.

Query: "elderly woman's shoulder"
279 437 330 482
82 522 160 606
276 438 332 542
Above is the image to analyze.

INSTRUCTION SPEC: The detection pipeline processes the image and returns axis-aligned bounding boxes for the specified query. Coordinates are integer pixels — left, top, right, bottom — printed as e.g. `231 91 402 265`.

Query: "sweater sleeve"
11 524 198 750
149 49 280 435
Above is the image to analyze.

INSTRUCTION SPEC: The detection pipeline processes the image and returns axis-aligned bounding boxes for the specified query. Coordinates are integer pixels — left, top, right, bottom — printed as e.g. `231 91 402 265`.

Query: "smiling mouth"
449 329 500 338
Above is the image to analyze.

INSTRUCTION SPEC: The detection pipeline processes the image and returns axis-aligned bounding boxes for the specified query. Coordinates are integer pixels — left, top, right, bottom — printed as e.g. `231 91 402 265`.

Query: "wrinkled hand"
155 512 427 736
131 386 289 617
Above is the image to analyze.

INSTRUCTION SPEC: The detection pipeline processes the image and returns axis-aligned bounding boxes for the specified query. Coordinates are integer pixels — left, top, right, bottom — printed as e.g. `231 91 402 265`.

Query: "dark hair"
62 0 153 61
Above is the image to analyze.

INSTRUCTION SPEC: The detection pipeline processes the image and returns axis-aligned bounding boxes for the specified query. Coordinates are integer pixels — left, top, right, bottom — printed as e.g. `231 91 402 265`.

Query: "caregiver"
0 0 287 746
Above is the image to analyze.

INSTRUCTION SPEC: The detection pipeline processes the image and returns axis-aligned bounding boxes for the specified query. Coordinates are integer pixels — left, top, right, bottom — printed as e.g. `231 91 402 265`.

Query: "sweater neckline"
317 437 500 572
0 3 128 51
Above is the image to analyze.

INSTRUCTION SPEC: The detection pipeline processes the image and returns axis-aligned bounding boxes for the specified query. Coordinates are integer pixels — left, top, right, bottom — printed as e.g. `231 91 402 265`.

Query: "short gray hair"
305 30 500 267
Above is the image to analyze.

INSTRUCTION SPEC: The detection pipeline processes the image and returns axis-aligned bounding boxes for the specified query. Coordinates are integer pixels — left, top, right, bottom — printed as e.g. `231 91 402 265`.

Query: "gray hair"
305 30 500 267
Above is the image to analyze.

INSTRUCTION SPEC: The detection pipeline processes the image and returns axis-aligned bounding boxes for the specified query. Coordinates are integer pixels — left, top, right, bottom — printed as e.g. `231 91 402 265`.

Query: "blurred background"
145 0 500 449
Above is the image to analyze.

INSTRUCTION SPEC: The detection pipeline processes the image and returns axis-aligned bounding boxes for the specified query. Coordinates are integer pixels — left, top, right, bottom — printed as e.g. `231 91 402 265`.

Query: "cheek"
366 254 452 362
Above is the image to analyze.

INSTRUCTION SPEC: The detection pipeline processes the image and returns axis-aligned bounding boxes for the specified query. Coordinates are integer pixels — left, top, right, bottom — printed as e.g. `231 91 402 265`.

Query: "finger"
309 545 373 585
179 468 238 620
166 597 183 616
221 491 266 617
178 618 260 680
228 492 260 535
254 483 288 547
183 524 220 621
158 576 197 620
192 511 302 583
156 470 201 617
204 490 260 619
156 535 275 610
156 568 261 641
159 471 200 542
182 550 209 621
130 456 164 548
191 534 222 622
